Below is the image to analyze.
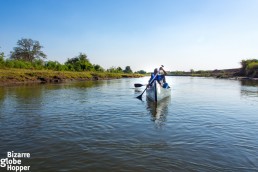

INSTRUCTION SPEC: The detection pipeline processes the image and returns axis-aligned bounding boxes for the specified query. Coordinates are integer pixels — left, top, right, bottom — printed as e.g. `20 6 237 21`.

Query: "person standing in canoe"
148 66 169 88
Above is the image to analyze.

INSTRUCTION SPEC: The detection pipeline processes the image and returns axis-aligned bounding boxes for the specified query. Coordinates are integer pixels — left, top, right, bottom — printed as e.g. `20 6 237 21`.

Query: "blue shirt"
150 73 164 82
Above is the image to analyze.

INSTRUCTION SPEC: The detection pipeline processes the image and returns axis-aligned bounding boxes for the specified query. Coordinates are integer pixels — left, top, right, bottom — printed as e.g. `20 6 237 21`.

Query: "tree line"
168 59 258 78
240 59 258 77
0 38 144 74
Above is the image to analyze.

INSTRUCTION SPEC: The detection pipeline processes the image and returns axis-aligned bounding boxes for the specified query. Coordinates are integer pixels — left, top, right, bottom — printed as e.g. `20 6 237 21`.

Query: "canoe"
146 80 171 102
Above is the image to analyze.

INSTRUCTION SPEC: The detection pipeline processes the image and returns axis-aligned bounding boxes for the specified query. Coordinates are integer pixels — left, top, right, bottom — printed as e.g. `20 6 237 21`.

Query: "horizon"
0 0 258 72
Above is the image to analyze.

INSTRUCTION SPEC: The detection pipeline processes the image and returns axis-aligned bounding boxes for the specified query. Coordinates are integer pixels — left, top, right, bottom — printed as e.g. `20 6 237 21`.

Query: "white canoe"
146 80 171 102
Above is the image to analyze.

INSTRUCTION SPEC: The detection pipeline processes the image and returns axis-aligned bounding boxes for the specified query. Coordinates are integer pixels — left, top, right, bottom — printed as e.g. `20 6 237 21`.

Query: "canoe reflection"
146 97 171 126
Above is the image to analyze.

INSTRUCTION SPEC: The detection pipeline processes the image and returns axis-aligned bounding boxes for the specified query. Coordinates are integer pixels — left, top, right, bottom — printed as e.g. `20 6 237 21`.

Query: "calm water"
0 77 258 172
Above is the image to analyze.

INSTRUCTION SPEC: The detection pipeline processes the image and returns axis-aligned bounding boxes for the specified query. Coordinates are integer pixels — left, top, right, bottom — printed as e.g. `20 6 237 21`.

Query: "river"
0 76 258 171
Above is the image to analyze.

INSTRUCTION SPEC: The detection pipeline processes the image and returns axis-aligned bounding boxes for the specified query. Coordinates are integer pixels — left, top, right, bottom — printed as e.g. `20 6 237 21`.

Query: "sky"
0 0 258 72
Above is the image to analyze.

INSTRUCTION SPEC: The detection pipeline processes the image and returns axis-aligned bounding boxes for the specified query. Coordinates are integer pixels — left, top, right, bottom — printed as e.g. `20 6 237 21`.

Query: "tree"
136 70 146 74
116 67 123 73
123 66 133 73
10 38 46 62
240 59 258 77
0 49 5 68
93 64 104 72
65 53 93 71
0 49 4 61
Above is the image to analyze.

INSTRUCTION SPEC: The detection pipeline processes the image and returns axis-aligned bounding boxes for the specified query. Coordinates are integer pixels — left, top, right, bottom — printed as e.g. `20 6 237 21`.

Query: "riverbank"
168 68 258 80
0 69 143 86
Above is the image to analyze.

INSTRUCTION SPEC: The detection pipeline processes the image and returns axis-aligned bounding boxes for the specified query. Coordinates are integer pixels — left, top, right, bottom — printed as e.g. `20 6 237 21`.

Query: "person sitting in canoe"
148 67 169 88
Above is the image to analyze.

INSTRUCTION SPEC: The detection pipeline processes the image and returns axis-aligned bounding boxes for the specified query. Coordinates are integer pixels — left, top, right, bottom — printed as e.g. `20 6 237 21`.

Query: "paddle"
136 66 163 100
134 83 146 87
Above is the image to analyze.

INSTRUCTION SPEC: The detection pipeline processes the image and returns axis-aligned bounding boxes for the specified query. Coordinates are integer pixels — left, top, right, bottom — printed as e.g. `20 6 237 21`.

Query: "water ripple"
0 78 258 171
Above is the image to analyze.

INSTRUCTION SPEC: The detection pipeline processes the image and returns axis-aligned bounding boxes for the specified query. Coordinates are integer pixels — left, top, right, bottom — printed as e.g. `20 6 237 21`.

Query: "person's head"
154 68 158 74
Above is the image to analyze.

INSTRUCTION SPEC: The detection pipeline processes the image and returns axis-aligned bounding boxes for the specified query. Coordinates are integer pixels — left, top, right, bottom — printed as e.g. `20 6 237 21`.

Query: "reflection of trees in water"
146 97 171 127
241 89 258 97
0 87 6 110
240 80 258 99
43 80 103 90
0 85 45 138
240 80 258 87
0 85 44 111
69 80 104 89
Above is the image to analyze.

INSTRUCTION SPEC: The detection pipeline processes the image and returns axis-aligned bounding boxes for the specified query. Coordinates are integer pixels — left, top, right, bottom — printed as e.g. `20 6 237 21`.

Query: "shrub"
247 62 258 70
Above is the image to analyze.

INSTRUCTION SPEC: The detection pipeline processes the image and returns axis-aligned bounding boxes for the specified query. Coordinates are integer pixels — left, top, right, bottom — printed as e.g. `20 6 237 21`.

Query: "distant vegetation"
10 38 46 62
0 38 144 85
240 59 258 77
0 38 142 74
135 70 147 74
167 59 258 78
1 38 257 81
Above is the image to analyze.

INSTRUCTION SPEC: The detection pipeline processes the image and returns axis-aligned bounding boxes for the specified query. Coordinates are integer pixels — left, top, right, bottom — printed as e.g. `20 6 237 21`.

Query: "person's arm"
159 67 167 75
148 74 153 86
148 74 153 83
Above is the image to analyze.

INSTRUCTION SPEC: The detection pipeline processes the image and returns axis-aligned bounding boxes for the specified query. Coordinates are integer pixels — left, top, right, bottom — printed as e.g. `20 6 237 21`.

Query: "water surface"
0 77 258 171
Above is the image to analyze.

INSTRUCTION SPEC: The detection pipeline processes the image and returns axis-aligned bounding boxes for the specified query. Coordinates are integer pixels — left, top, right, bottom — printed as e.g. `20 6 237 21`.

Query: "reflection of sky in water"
1 77 258 171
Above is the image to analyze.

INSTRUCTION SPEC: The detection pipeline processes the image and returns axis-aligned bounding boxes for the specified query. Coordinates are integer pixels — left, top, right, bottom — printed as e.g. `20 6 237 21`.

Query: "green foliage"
240 59 258 77
65 53 95 72
116 67 123 73
107 66 123 73
136 70 146 74
32 59 44 70
247 62 258 70
10 38 47 62
0 51 5 68
93 64 105 72
123 66 132 73
174 71 184 75
2 37 136 74
45 61 69 71
46 61 59 70
5 59 31 69
0 52 4 60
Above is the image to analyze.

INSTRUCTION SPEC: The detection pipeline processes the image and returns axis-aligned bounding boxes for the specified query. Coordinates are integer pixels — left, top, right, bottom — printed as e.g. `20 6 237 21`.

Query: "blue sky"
0 0 258 72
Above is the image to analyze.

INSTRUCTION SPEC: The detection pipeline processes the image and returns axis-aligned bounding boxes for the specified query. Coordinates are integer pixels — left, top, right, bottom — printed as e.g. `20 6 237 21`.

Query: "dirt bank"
0 69 143 86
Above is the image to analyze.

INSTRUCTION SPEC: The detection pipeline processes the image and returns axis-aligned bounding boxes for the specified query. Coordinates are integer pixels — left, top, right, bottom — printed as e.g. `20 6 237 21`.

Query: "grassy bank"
168 69 239 78
168 68 258 80
0 69 143 86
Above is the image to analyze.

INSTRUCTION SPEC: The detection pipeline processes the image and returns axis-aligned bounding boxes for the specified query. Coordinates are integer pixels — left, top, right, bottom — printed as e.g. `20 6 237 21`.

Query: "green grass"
0 68 143 85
